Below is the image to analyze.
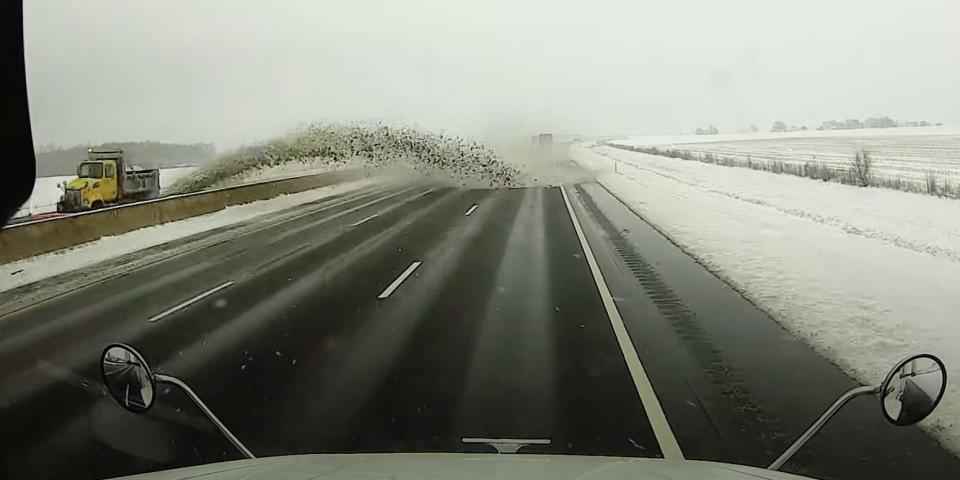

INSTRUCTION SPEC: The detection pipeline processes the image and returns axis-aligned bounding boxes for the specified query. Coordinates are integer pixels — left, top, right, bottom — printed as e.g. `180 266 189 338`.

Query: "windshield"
78 162 103 178
5 1 960 480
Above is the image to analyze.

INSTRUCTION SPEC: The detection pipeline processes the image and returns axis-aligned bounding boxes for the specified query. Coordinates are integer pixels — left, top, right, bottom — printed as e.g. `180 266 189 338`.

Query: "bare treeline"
34 141 215 176
607 143 959 198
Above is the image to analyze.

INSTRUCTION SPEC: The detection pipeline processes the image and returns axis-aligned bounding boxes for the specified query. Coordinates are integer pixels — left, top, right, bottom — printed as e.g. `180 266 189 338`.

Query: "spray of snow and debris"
170 122 528 194
1 124 543 290
571 142 960 456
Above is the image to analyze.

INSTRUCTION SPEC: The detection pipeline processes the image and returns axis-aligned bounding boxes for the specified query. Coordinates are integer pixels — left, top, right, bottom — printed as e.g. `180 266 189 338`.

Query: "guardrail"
0 169 366 265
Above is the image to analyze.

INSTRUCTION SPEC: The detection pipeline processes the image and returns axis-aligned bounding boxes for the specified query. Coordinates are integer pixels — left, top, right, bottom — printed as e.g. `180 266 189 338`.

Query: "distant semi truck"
57 148 160 213
537 133 553 147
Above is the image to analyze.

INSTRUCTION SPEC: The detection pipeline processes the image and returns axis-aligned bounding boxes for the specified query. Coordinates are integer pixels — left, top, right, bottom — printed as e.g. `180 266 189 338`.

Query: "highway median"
0 169 367 265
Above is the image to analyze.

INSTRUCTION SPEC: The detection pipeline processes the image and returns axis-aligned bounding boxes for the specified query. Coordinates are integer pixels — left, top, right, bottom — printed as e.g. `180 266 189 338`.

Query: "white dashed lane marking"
147 281 235 323
350 213 379 227
377 261 422 299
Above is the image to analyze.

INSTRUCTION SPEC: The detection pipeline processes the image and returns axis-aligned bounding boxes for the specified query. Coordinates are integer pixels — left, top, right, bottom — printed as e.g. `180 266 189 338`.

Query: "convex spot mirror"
880 353 946 426
100 343 156 413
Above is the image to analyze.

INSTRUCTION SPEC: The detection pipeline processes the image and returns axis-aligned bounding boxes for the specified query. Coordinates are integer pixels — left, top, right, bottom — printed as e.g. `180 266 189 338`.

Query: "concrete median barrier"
0 169 366 264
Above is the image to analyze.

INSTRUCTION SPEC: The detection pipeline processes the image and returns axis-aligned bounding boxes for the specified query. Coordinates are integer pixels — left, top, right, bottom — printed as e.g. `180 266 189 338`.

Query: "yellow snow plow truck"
57 148 160 213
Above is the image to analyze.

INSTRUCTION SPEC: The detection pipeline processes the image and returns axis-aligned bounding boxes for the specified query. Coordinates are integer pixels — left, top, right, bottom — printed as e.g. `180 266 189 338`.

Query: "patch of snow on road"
571 143 960 455
0 178 377 292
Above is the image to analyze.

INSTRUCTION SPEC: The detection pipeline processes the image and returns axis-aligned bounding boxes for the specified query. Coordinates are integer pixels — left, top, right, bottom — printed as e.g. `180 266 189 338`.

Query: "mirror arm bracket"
155 373 256 459
768 385 879 471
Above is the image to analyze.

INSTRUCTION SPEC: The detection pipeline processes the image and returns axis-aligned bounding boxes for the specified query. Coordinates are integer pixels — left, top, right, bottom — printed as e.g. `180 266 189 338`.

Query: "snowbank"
571 143 960 455
0 178 377 292
208 160 351 189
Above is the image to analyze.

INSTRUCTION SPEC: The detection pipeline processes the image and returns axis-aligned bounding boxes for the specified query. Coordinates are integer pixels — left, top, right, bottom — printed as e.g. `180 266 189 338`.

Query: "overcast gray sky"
24 0 960 149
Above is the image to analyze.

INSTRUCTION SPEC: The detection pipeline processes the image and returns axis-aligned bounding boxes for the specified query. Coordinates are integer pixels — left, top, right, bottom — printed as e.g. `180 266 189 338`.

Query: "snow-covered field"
617 125 960 148
613 126 960 189
571 143 960 456
0 178 379 291
13 167 196 219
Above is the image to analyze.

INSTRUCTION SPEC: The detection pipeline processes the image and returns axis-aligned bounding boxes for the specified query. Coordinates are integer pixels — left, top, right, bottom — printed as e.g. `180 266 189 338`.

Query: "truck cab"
69 160 118 206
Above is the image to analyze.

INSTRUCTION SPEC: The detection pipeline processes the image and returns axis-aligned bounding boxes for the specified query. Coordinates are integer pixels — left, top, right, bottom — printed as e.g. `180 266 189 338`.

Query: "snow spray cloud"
169 122 529 193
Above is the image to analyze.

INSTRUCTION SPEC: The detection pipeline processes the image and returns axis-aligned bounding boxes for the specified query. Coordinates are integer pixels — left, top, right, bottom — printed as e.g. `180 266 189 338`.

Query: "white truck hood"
113 453 814 480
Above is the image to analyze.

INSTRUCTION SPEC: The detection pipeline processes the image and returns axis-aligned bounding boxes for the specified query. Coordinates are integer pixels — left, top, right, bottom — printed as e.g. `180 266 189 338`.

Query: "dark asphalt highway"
0 180 957 480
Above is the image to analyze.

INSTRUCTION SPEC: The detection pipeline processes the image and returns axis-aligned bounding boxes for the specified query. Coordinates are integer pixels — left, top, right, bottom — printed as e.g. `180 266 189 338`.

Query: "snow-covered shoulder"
570 143 960 456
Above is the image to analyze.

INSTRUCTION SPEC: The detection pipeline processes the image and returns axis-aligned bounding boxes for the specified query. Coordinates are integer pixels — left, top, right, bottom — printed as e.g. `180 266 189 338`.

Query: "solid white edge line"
377 261 422 299
350 213 379 227
464 204 479 216
559 185 684 460
147 281 236 322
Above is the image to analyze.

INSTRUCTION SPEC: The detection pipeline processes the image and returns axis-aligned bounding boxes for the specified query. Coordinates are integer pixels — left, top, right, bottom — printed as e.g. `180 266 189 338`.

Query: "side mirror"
880 354 946 426
100 343 156 413
770 352 947 470
98 342 256 458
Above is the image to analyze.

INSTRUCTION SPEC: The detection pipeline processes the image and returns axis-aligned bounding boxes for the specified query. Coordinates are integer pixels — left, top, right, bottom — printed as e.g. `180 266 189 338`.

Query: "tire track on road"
574 184 788 445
